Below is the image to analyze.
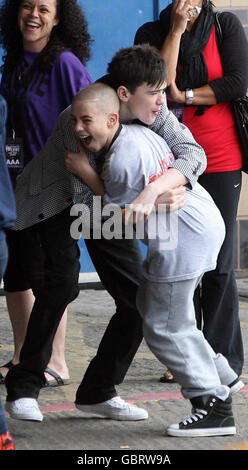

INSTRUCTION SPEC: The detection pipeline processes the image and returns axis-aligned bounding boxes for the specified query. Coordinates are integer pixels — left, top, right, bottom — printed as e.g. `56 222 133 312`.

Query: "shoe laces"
182 408 208 425
15 398 38 409
106 396 133 409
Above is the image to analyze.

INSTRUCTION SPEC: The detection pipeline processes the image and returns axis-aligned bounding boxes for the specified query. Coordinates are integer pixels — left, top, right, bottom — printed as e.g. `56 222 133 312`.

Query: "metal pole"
153 0 159 20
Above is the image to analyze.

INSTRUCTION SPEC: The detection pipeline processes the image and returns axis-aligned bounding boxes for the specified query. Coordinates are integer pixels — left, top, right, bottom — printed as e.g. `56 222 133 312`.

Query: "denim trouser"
137 275 237 400
0 234 8 276
0 234 9 434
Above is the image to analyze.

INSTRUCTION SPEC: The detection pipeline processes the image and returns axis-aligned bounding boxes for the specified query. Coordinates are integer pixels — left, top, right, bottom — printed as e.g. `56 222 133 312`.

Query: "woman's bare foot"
44 364 70 387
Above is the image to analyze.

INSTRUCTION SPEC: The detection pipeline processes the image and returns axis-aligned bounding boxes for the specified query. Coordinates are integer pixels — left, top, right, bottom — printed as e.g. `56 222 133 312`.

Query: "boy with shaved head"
5 45 242 431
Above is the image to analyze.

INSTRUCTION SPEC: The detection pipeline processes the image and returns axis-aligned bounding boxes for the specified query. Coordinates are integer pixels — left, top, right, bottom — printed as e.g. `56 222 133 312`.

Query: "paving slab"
0 284 248 459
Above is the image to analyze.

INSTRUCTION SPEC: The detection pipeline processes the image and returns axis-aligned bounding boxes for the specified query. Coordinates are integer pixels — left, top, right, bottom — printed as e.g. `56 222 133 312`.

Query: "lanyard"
5 60 38 170
8 58 39 138
9 69 17 139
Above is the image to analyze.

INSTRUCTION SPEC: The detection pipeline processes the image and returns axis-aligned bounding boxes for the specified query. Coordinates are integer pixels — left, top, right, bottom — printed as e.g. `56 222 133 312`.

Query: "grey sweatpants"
136 276 237 400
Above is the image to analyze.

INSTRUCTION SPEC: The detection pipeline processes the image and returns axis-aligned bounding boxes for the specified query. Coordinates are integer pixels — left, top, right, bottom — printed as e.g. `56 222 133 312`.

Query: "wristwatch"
185 88 194 105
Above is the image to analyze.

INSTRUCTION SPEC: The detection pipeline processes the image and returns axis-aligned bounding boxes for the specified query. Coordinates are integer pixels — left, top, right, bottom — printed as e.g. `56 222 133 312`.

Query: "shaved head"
72 83 120 115
71 83 120 153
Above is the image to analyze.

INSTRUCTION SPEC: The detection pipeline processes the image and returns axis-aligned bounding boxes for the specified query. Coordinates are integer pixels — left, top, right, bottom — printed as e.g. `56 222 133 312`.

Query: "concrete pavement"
0 278 248 454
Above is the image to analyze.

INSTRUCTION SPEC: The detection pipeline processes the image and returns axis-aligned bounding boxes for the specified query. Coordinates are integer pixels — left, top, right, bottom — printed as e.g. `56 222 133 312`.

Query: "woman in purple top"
0 0 92 386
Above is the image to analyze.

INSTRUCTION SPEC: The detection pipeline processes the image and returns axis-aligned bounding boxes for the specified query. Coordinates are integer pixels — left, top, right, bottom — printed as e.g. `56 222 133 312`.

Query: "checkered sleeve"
149 102 207 187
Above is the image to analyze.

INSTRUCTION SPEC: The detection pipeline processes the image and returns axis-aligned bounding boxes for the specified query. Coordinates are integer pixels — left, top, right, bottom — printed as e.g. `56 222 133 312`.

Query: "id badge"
5 137 24 168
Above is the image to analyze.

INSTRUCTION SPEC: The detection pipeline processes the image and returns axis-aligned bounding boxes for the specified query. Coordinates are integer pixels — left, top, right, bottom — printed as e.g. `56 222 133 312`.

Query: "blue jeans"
0 234 8 278
0 233 8 435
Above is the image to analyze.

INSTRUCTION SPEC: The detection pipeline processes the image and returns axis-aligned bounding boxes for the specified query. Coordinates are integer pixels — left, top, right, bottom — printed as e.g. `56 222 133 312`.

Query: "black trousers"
5 206 143 402
3 227 44 293
76 236 143 404
194 170 244 376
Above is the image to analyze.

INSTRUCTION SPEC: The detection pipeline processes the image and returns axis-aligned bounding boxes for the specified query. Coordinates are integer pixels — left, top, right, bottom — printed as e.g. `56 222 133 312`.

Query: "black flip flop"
43 367 71 387
159 371 177 384
159 375 177 383
0 361 15 384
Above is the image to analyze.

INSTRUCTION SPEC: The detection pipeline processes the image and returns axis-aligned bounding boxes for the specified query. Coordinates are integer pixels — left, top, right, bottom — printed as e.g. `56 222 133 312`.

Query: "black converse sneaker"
167 395 236 437
229 378 244 395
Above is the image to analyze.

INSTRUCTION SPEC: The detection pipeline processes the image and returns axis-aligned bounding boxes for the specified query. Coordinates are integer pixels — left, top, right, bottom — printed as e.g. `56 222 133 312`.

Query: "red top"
183 26 242 173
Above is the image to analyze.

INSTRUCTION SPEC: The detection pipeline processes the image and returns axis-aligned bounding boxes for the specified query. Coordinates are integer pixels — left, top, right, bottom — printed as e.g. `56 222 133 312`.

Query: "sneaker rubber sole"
167 424 236 437
5 400 43 422
75 403 148 421
229 379 244 395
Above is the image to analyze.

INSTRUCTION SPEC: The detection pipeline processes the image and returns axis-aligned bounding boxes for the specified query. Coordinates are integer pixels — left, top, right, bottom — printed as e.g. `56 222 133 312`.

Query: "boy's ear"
116 86 130 102
107 112 119 128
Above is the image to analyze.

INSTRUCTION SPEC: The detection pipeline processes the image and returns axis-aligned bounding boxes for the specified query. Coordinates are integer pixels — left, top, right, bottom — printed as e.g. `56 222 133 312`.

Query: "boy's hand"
124 185 186 225
124 184 157 225
65 142 90 177
65 141 105 196
156 185 186 212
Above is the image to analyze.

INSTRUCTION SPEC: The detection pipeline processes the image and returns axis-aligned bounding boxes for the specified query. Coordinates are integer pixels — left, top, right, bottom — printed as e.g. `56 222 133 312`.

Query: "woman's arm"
135 0 198 86
149 101 207 187
167 80 217 106
210 12 248 102
55 51 92 107
159 0 193 85
135 3 207 189
166 12 248 105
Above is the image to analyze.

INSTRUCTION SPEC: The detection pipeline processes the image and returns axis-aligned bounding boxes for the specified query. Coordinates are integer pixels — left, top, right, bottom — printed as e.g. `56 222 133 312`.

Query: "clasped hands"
124 184 186 225
65 143 186 224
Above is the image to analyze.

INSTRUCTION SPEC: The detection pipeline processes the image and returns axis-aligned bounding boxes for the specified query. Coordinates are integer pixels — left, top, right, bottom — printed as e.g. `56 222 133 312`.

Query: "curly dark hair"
0 0 92 75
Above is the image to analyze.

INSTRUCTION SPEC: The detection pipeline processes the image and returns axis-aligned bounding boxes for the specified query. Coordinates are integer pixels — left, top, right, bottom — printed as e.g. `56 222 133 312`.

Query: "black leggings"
194 169 244 375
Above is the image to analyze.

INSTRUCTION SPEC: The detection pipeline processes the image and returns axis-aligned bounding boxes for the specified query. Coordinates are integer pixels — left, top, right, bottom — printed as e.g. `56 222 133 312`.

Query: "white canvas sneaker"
76 396 148 420
5 398 43 422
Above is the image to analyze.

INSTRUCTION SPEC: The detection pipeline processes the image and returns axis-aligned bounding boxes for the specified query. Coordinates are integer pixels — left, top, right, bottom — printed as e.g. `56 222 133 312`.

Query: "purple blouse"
0 50 92 184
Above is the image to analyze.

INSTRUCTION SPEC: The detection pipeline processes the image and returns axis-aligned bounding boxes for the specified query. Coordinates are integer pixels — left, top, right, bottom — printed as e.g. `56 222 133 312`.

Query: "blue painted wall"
81 0 157 81
76 1 170 272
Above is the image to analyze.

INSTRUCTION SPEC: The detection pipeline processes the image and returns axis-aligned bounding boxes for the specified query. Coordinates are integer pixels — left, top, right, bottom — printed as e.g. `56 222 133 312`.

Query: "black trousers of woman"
194 170 244 376
5 206 144 402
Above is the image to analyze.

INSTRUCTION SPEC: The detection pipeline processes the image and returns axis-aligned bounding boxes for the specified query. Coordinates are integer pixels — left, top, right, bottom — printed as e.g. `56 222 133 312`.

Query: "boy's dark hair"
106 44 167 93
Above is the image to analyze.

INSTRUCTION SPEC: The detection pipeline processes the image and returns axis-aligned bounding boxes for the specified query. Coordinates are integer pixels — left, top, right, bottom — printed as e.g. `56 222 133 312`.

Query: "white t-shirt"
103 124 225 282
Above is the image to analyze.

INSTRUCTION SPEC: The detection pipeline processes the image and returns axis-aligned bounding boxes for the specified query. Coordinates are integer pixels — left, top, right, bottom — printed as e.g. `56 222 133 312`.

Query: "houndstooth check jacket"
14 100 206 230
